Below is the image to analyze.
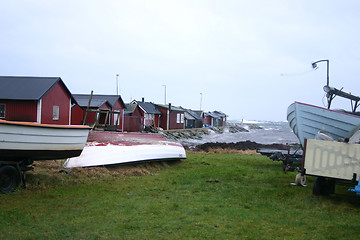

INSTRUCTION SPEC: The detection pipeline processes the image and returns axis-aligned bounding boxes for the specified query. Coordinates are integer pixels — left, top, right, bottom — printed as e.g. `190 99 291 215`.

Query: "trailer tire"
295 173 306 186
313 177 325 195
0 165 21 194
313 177 334 195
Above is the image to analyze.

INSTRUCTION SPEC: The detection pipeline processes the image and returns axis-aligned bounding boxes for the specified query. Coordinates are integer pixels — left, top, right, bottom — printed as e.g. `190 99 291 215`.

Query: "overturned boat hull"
287 102 360 147
63 131 186 168
0 120 90 161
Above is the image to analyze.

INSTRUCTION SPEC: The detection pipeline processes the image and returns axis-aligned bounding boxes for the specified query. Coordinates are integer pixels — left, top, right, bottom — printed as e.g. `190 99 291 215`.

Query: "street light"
312 59 329 86
200 93 203 110
116 74 119 95
162 85 167 104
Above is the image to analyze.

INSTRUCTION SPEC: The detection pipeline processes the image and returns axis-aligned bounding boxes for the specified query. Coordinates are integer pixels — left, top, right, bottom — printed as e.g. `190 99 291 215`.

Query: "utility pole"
162 85 167 104
116 74 119 95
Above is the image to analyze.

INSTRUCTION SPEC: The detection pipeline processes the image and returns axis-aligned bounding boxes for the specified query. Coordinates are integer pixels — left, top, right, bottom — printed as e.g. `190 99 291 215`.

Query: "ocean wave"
180 122 299 146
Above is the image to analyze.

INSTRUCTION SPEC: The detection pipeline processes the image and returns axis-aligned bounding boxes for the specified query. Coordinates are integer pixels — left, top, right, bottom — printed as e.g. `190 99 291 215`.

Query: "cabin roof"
0 76 72 101
204 111 227 119
73 94 125 108
155 104 186 112
185 109 203 120
124 103 137 114
132 100 162 114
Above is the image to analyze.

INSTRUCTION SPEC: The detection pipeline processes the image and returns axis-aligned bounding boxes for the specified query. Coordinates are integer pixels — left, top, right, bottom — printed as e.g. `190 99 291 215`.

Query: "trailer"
302 139 360 195
257 144 303 171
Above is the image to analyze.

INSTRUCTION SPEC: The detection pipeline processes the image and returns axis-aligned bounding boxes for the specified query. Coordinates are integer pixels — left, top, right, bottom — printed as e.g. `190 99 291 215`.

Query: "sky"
1 0 360 121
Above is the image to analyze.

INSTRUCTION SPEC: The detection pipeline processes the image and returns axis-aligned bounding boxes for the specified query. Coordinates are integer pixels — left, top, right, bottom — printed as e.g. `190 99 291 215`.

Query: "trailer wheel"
0 165 21 194
295 173 306 186
313 177 325 195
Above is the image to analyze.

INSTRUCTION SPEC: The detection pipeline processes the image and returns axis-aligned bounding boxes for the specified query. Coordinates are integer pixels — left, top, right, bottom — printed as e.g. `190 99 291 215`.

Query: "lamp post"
116 74 119 95
311 59 329 86
200 93 203 110
162 85 167 104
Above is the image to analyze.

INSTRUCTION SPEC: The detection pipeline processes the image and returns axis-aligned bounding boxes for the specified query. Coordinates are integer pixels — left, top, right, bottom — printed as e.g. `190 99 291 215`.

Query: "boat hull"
287 102 360 146
63 131 186 168
63 144 186 168
0 120 90 161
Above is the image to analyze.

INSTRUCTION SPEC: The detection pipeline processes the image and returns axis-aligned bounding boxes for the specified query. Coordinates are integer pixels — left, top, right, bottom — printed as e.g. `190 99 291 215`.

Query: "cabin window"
53 105 59 120
0 104 5 118
145 113 154 120
176 113 184 124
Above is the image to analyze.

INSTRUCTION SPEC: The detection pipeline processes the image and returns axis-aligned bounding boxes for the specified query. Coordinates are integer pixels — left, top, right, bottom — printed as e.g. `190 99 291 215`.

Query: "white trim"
37 99 42 123
121 109 124 132
167 110 169 130
68 98 71 125
52 105 60 120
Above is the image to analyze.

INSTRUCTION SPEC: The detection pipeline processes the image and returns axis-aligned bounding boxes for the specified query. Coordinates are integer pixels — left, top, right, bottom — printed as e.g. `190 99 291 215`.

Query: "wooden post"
83 91 93 125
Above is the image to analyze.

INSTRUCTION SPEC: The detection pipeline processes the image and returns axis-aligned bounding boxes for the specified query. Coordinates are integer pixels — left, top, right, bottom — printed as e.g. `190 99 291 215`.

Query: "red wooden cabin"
155 104 186 130
0 76 74 125
130 98 162 130
71 94 125 131
123 103 144 132
202 111 227 127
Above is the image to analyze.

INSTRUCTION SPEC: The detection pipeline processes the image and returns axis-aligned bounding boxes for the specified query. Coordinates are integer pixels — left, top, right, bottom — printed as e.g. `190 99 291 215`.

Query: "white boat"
0 120 90 161
63 131 186 168
287 102 360 147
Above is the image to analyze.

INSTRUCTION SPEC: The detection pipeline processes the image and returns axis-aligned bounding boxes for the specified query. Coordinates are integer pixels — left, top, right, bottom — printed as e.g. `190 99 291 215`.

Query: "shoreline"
188 140 295 152
159 124 299 151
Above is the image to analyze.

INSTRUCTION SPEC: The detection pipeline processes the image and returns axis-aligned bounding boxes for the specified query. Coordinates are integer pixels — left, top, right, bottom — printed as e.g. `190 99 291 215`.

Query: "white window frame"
0 104 5 118
176 113 184 124
53 105 60 121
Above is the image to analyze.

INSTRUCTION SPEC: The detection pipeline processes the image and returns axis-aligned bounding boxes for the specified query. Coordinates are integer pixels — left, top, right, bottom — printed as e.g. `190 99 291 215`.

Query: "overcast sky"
1 0 360 121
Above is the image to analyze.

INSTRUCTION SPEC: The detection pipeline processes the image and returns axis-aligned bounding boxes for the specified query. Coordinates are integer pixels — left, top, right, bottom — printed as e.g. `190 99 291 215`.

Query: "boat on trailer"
260 61 360 175
0 120 90 193
63 131 186 168
287 101 360 147
286 61 360 191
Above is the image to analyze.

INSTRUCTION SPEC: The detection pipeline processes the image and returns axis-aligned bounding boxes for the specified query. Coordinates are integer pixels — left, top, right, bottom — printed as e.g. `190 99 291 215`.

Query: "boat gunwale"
0 120 91 130
291 101 360 119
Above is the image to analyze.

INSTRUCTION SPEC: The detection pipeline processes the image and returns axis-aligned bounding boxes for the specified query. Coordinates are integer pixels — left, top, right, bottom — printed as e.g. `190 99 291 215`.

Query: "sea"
180 120 299 146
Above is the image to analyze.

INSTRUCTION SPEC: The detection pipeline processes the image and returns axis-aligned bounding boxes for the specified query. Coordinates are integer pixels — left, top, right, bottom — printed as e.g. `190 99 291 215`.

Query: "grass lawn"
1 152 360 239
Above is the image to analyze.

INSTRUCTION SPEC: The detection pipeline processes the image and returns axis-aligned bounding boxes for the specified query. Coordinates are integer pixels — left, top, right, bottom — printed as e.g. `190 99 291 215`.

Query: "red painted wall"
157 107 168 130
157 106 184 130
0 99 37 122
41 82 70 125
169 111 184 130
124 106 144 132
203 116 212 126
71 104 84 125
154 114 160 128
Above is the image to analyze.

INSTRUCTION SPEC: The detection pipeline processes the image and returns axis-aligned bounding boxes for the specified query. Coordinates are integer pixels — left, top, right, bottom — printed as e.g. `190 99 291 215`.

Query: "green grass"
1 153 360 239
